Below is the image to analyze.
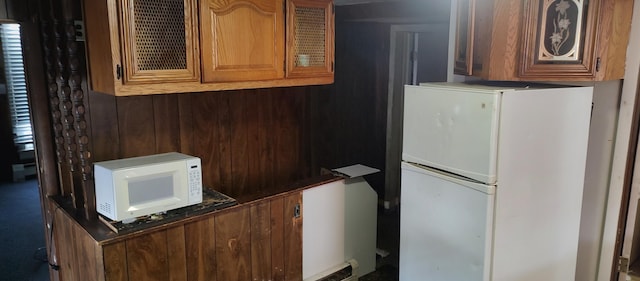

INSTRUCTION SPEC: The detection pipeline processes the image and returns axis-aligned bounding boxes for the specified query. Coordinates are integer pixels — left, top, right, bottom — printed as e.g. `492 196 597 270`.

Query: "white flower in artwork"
549 0 573 55
556 0 570 15
558 18 571 30
550 33 563 44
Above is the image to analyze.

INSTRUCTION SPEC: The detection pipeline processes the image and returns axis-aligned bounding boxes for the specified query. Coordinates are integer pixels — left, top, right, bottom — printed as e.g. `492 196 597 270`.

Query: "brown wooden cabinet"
84 0 201 94
199 0 286 82
455 0 633 81
286 0 335 78
84 0 334 96
53 190 303 281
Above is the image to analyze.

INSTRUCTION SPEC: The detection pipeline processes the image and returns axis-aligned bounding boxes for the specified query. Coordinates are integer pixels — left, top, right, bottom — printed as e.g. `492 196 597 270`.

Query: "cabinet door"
519 0 600 79
120 0 200 84
200 0 285 82
286 0 334 78
453 0 475 75
283 191 303 280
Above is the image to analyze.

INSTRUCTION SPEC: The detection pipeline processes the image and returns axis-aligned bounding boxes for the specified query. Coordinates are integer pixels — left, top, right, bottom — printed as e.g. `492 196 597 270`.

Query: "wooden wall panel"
230 92 249 195
215 93 233 193
116 96 156 158
185 217 216 281
246 90 264 191
126 230 169 281
166 226 187 281
270 197 285 281
283 193 302 281
54 209 77 281
153 95 181 153
103 242 128 281
88 91 119 161
191 92 222 191
72 225 101 281
250 202 272 280
215 207 252 281
178 94 194 156
274 89 303 186
87 78 324 199
308 19 391 197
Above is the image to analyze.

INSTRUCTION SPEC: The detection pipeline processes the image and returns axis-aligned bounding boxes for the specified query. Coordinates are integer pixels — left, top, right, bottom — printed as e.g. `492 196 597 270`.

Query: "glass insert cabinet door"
520 0 600 79
286 0 334 78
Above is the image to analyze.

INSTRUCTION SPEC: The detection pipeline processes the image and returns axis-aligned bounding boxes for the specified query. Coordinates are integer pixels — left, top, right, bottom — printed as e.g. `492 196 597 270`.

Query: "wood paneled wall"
87 86 327 198
308 18 391 197
52 191 303 281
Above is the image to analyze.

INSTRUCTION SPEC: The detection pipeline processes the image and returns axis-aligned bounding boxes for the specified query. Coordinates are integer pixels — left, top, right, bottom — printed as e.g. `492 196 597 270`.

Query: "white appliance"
399 82 593 281
94 152 203 222
303 165 379 281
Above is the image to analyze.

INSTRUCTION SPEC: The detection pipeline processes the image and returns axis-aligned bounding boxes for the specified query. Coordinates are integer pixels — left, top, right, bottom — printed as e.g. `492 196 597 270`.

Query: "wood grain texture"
126 230 169 281
87 91 120 161
230 92 249 195
283 192 302 281
82 0 116 94
153 95 181 153
486 0 520 80
185 217 217 281
215 207 252 281
595 0 634 80
103 242 128 281
251 202 272 280
178 94 194 155
270 197 285 281
116 96 156 158
72 224 100 281
166 226 188 281
119 0 200 84
54 207 77 281
106 77 334 96
200 0 285 82
216 93 233 193
274 89 302 186
286 0 335 79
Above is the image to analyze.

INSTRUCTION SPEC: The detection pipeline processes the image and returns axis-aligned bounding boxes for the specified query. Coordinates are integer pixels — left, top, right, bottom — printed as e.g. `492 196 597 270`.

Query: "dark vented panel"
133 0 187 71
294 7 326 67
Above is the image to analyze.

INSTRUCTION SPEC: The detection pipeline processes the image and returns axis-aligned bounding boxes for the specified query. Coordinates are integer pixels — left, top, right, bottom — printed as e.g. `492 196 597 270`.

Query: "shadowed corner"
0 179 50 281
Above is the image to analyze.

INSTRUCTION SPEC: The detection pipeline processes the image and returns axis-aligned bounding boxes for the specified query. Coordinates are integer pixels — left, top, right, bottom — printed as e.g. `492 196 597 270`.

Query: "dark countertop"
51 174 341 245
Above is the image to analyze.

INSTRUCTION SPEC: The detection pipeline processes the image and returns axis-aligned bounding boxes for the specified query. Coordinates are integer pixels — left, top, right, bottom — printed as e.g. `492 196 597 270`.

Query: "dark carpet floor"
0 179 49 281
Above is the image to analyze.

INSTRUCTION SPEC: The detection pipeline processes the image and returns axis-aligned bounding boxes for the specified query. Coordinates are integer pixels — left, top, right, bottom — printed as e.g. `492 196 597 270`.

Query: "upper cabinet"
200 0 285 82
84 0 334 96
455 0 634 81
286 0 334 78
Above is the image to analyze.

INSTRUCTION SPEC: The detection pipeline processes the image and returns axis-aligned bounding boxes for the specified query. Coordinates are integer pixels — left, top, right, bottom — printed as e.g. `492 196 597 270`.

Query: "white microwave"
94 152 203 222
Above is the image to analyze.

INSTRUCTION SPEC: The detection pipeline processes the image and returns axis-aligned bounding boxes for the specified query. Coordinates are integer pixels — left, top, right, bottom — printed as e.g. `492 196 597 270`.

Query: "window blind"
1 23 33 152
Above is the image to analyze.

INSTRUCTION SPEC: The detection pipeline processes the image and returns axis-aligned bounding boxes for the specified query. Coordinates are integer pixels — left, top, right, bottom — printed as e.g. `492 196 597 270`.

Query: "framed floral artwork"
520 0 600 78
538 0 584 61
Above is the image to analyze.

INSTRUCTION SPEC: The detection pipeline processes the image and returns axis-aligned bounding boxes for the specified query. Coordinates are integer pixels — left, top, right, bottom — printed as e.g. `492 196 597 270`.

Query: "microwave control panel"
186 158 203 204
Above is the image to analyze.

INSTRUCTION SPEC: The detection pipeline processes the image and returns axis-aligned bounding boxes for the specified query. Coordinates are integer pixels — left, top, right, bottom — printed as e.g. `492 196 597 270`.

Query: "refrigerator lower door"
400 162 494 281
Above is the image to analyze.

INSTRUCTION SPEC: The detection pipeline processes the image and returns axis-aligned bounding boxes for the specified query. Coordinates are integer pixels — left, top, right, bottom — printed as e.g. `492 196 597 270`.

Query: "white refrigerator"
399 82 593 281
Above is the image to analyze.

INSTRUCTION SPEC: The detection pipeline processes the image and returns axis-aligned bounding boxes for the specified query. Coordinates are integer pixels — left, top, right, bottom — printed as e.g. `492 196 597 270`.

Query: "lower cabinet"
53 191 303 281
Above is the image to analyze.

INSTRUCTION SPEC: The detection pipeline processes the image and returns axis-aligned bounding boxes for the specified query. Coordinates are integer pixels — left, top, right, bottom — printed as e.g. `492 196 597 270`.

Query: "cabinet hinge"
596 57 601 72
116 64 122 80
331 61 334 72
618 256 630 273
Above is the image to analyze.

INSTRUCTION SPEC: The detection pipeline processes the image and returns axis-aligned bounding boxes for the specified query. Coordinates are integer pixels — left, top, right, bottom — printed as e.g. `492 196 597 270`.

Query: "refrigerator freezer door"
399 162 494 281
403 85 501 184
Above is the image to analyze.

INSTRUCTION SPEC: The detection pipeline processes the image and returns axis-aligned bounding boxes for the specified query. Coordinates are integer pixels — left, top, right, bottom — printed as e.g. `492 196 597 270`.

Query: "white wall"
599 0 640 279
575 81 622 281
